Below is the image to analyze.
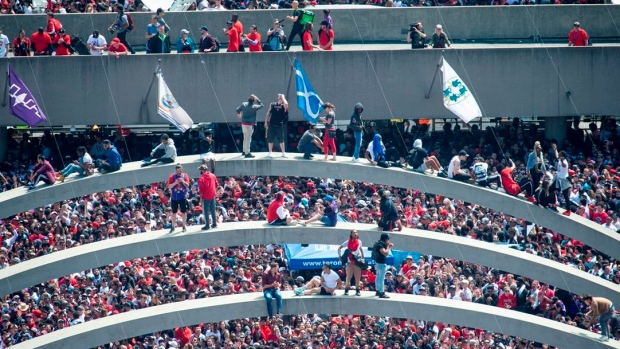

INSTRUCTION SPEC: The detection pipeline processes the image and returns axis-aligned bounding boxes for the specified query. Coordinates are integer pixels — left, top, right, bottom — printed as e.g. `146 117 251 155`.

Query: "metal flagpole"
424 52 445 99
140 59 161 121
1 63 9 108
281 54 296 150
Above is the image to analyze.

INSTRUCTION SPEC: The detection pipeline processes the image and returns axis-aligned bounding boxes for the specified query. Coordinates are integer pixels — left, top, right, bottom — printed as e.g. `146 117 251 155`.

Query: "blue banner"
285 244 394 270
294 58 323 124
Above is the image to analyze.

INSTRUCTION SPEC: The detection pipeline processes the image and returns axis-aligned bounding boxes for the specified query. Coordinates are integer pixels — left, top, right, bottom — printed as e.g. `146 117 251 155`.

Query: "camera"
409 23 420 31
109 25 118 34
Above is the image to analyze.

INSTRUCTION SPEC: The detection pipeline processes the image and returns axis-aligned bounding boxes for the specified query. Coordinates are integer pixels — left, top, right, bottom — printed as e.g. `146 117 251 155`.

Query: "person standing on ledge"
265 94 289 158
236 94 264 158
582 294 615 342
284 0 304 51
262 262 283 319
568 21 589 47
198 164 219 230
167 164 189 233
372 232 393 299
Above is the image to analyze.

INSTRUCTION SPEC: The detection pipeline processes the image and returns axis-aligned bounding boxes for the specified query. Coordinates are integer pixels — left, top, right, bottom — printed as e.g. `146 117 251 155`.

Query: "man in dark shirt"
198 26 216 53
265 94 289 158
199 130 216 173
297 124 322 160
262 262 282 319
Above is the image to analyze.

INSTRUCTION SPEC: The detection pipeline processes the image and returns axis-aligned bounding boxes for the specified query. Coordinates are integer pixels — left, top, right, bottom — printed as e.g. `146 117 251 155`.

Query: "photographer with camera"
12 29 30 56
108 4 135 54
407 21 426 49
236 94 264 158
266 19 285 51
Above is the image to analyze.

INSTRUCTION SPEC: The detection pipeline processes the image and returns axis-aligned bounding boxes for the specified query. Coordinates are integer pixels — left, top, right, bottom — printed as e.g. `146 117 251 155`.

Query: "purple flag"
8 65 47 127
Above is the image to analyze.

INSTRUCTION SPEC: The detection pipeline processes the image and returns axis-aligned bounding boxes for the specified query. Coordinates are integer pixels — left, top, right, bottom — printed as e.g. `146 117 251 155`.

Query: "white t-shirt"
81 153 93 165
321 270 340 289
0 34 9 57
87 35 107 55
447 155 460 179
556 159 568 179
366 140 385 162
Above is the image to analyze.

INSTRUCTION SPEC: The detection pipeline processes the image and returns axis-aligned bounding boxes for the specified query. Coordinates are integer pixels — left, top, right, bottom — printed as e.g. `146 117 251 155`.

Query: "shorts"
320 216 332 226
267 125 285 144
171 200 188 213
269 217 287 226
320 287 332 295
415 162 428 173
200 152 215 161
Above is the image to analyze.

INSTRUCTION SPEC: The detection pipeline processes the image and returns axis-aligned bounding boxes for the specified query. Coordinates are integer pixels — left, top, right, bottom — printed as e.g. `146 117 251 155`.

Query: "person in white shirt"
551 149 572 216
448 150 471 182
57 146 93 182
0 28 9 57
447 285 461 300
304 263 342 296
457 279 473 301
86 31 107 55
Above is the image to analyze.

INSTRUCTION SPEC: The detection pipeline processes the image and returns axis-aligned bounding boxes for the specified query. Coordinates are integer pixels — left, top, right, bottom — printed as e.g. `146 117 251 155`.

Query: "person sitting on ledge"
27 154 55 190
142 134 177 167
267 191 297 226
300 195 337 227
295 263 342 296
56 146 93 182
96 139 122 174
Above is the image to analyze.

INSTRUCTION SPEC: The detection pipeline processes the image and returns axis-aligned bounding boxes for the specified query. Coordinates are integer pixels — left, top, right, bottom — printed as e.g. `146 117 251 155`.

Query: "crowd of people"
0 114 619 347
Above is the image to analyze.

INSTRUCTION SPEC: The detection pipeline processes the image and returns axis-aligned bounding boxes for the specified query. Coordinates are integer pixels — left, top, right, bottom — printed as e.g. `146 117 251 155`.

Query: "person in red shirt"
31 27 51 56
108 38 128 59
302 23 317 51
52 28 71 56
243 25 262 52
568 22 589 47
231 13 244 50
497 287 517 309
198 164 218 230
223 20 239 52
13 29 30 56
498 158 535 202
318 20 334 51
46 12 62 39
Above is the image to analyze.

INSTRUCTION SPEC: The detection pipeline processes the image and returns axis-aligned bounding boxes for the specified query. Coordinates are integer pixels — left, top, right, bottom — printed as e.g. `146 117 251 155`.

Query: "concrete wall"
12 293 618 349
1 222 618 304
1 153 618 259
0 46 618 126
1 6 619 47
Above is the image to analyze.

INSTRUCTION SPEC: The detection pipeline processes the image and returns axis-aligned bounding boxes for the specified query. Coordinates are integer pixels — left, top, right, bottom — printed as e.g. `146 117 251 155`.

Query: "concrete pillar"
545 117 568 145
0 127 7 163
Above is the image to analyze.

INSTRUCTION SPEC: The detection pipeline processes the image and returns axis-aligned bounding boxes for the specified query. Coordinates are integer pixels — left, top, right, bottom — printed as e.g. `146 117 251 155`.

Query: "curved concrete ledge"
0 222 617 306
12 292 620 349
0 153 617 258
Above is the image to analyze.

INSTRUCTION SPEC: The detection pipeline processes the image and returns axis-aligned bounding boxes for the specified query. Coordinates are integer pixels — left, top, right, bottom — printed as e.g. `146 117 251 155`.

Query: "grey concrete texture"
0 153 617 257
1 222 618 307
1 6 619 47
0 46 618 125
11 292 620 349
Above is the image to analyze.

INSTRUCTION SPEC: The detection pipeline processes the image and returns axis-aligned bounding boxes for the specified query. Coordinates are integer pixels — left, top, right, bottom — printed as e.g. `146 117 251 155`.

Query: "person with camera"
12 29 30 56
284 0 304 51
108 4 135 55
52 28 71 56
265 94 288 158
431 24 451 49
372 232 393 299
266 19 285 51
338 229 365 297
407 21 426 49
236 94 264 158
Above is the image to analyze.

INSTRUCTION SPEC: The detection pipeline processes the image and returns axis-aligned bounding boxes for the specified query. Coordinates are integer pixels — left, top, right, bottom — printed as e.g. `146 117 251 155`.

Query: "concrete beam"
11 292 620 349
0 47 618 125
0 153 617 258
0 222 617 306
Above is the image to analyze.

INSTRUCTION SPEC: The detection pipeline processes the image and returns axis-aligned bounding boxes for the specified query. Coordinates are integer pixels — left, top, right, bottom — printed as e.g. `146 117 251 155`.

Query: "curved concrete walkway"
0 153 617 258
0 222 617 305
12 292 620 349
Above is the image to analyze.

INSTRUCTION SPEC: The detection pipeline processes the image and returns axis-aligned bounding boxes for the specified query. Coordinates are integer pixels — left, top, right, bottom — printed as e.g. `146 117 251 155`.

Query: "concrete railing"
0 222 618 305
1 153 617 258
11 292 620 349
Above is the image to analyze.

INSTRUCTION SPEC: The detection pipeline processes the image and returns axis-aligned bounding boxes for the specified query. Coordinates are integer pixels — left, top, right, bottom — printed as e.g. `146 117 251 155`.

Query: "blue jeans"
599 304 615 338
375 263 387 293
263 289 282 317
353 131 362 159
299 142 316 157
60 163 84 176
203 199 217 226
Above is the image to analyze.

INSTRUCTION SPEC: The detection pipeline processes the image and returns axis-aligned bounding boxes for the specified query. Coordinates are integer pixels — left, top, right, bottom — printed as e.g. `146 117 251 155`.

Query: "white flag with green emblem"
441 58 482 124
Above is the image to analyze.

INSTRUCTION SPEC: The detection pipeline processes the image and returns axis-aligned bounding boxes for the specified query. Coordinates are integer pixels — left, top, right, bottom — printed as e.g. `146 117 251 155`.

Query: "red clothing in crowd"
12 36 30 56
267 192 285 223
52 34 71 56
500 168 520 196
174 327 192 347
226 27 239 52
346 238 360 262
498 292 517 309
32 160 56 184
591 210 608 223
46 17 62 36
198 171 218 200
318 29 334 50
569 28 589 46
302 31 313 51
109 42 128 54
246 32 262 52
31 31 52 54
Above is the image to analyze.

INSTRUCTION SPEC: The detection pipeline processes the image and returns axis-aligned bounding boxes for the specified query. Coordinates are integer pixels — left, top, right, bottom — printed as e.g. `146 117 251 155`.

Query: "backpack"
126 13 134 31
299 9 315 25
212 37 221 52
371 242 381 261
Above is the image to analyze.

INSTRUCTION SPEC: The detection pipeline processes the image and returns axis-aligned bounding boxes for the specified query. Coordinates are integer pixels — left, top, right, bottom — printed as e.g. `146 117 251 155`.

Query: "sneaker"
344 288 349 296
294 288 303 296
267 152 273 158
57 173 65 183
526 195 537 203
27 185 36 190
309 154 314 158
169 226 175 233
352 158 361 163
289 220 299 226
375 291 381 296
299 221 307 226
282 153 287 158
182 225 187 232
241 152 246 157
142 157 151 163
302 155 312 160
245 153 255 158
202 225 210 230
355 290 361 296
562 210 571 217
211 224 218 229
379 293 390 299
599 335 609 342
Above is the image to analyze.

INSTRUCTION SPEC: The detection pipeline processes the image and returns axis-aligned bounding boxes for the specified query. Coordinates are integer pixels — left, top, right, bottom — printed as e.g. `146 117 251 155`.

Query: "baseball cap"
180 29 190 34
380 232 390 241
199 26 208 32
458 150 469 157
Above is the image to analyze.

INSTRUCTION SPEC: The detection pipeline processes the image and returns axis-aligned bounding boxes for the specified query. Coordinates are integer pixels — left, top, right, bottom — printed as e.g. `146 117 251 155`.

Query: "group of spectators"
0 115 620 347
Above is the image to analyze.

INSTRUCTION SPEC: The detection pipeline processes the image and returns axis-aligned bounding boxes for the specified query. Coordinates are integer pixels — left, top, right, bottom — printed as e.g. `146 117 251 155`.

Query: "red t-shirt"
246 32 262 52
319 29 334 50
109 43 128 54
53 34 71 56
12 37 30 56
302 31 313 51
569 28 588 46
31 32 51 53
500 168 520 196
46 18 62 35
226 27 239 52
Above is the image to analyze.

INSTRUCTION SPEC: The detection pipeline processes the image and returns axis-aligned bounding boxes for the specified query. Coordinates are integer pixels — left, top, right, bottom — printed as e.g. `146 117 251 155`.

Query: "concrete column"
545 117 568 145
0 127 7 163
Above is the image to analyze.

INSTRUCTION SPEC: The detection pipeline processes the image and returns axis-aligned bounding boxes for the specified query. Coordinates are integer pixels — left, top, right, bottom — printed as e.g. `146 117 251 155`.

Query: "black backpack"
371 242 381 261
212 37 221 52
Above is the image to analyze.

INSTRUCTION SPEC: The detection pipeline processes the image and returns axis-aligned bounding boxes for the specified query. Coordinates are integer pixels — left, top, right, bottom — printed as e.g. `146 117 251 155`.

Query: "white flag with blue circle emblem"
441 58 482 124
294 58 324 124
157 69 194 133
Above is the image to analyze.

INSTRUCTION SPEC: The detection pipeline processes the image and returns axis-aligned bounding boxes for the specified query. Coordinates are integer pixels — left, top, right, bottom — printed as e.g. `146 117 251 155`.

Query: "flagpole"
140 59 161 120
1 63 9 108
424 52 445 100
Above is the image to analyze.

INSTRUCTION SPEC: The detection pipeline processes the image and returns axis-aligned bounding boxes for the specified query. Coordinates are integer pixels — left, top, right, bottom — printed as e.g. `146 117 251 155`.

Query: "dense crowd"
0 116 619 348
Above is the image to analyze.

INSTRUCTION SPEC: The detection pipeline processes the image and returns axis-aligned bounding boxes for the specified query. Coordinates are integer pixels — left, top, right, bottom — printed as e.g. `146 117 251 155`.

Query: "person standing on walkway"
582 294 615 341
198 164 219 230
373 232 393 299
284 0 304 51
262 262 283 319
236 94 264 158
338 229 364 297
526 141 545 190
349 103 364 163
265 94 288 158
568 22 589 47
167 164 189 233
108 5 135 54
319 102 337 162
